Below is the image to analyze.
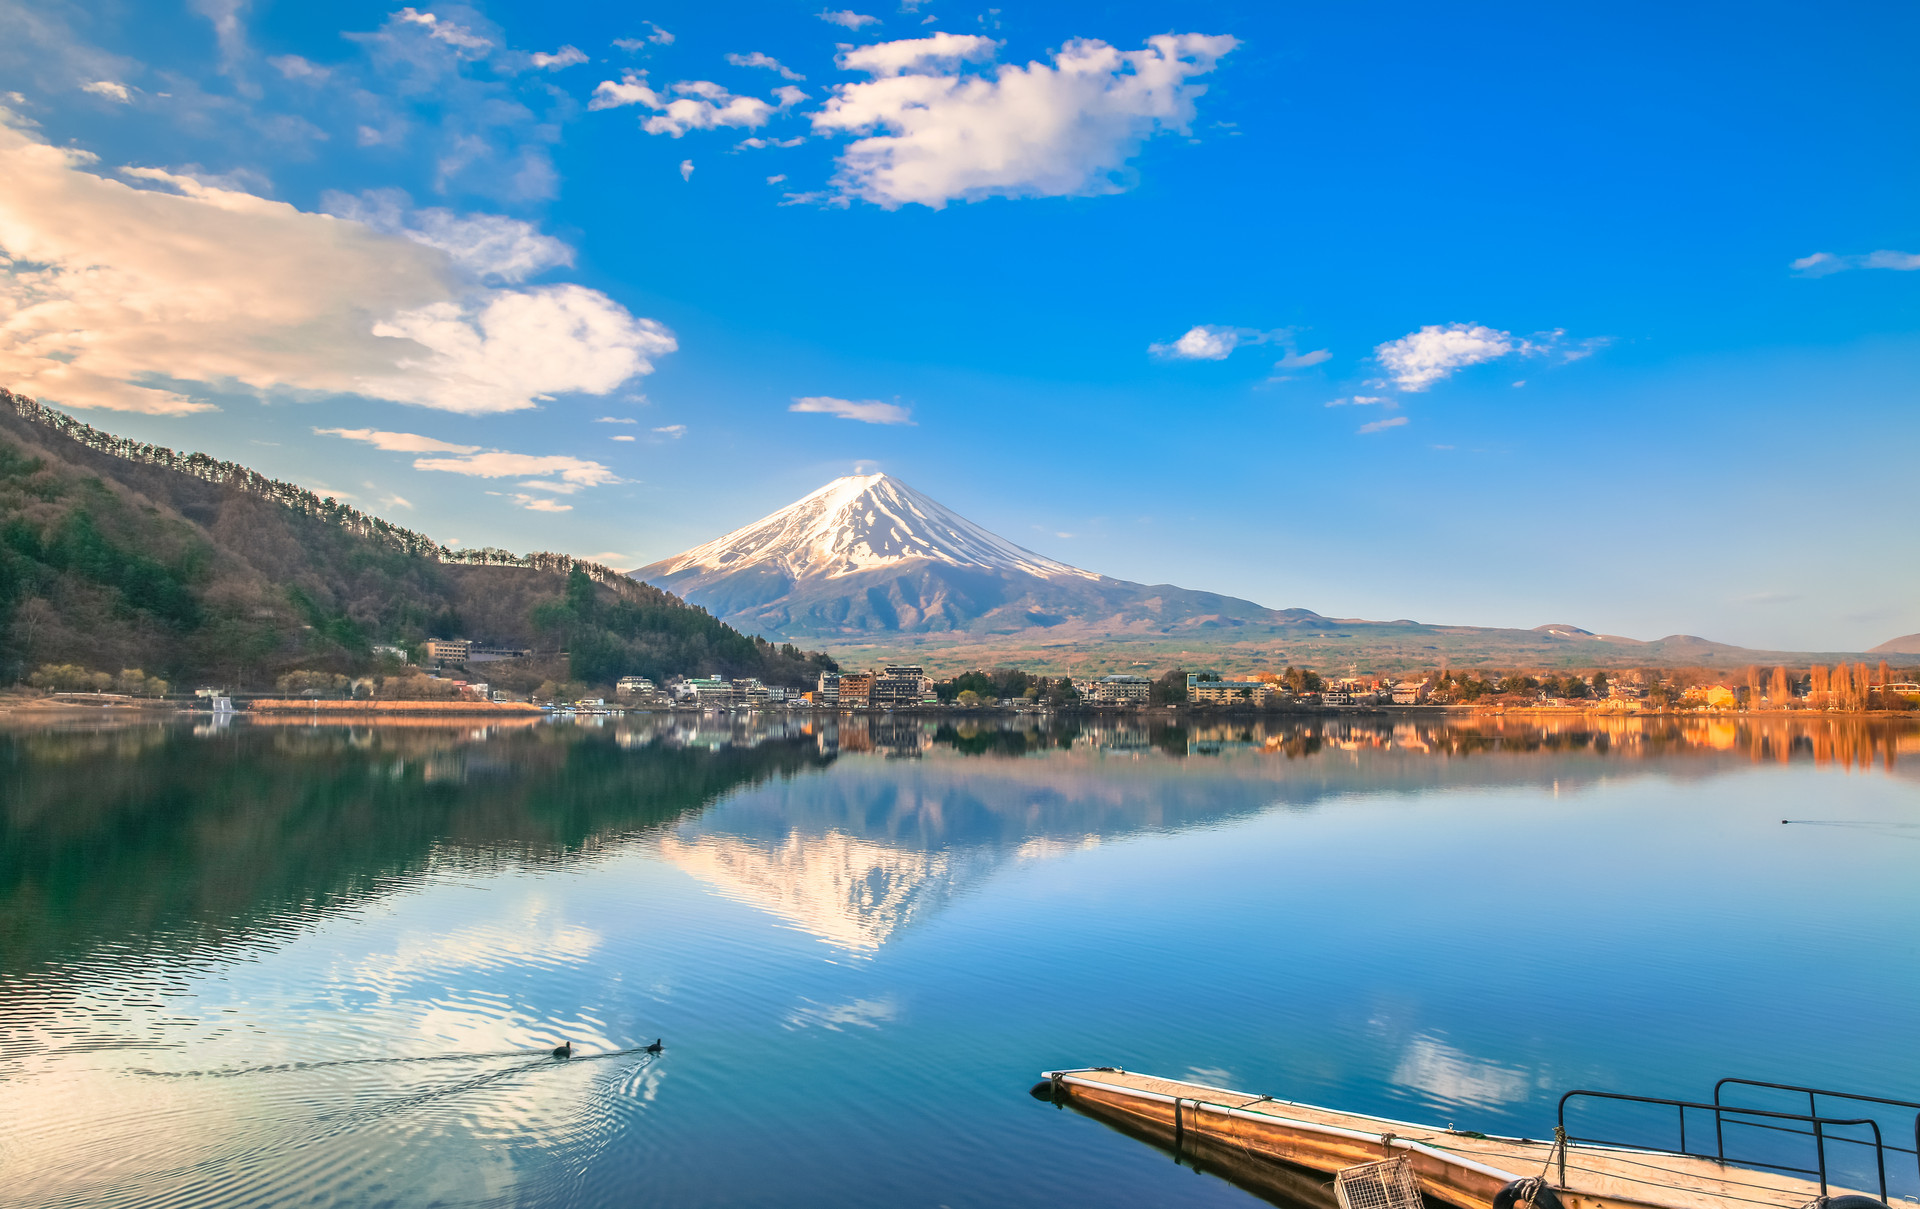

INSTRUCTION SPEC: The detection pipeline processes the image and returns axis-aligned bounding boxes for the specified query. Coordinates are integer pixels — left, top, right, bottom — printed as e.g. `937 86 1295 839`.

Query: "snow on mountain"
645 473 1101 583
631 473 1311 642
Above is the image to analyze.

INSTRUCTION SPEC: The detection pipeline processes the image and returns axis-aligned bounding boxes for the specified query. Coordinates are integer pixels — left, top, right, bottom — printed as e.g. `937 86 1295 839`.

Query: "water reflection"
0 712 1915 1209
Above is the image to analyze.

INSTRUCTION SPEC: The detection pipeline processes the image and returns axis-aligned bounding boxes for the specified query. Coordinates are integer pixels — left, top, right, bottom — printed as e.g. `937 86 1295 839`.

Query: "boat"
1033 1068 1917 1209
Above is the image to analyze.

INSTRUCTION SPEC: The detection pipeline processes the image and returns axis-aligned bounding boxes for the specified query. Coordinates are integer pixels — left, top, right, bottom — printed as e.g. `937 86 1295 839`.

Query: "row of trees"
935 668 1081 705
6 389 653 599
26 664 170 696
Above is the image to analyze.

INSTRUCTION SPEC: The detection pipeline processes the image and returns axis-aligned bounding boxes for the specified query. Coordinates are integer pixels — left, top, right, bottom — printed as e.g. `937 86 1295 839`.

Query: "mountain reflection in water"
1 712 1916 1209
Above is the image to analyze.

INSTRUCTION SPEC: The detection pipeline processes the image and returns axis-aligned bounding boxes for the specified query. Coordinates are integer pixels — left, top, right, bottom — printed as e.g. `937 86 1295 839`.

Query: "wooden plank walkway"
1042 1069 1863 1209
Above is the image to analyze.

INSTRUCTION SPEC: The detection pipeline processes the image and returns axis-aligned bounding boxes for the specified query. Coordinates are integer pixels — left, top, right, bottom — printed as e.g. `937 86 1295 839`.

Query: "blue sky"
1 0 1915 651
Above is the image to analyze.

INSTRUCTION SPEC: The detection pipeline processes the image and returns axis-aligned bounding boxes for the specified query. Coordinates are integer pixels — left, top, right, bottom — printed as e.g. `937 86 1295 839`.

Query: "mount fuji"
630 474 1856 673
630 474 1320 643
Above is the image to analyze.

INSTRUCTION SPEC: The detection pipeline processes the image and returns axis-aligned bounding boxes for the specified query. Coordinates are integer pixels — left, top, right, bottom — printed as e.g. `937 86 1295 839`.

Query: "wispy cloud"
790 396 915 425
611 23 674 50
318 429 618 505
594 415 638 424
590 73 777 137
411 451 619 486
81 79 132 102
1151 324 1267 360
818 9 881 29
315 427 480 453
1275 348 1331 369
1325 396 1391 408
1373 323 1602 392
1792 250 1920 277
653 424 687 437
727 51 804 80
529 45 587 70
1358 416 1409 434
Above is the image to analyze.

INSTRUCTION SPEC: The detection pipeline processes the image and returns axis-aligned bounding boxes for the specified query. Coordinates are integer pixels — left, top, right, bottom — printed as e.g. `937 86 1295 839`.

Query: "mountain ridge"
0 390 834 688
632 474 1893 676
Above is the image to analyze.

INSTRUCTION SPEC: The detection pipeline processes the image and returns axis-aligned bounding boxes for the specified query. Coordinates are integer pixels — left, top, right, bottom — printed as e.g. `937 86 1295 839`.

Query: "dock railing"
1712 1079 1920 1197
1556 1089 1890 1199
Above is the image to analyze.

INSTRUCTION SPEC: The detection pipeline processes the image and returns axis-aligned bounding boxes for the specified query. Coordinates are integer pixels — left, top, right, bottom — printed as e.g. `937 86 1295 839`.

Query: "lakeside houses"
1186 673 1276 707
423 638 470 663
422 637 535 666
1076 674 1153 704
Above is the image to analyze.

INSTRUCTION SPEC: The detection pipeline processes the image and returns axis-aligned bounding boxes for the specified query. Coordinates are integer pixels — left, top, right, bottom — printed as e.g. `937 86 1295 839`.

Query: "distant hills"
633 474 1893 676
0 391 833 689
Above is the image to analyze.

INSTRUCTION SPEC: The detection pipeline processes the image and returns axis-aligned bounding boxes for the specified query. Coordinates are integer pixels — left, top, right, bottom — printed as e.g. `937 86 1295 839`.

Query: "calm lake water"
3 712 1918 1208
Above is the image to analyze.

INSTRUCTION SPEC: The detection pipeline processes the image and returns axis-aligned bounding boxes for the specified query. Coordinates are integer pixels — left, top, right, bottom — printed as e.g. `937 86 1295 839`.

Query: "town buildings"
423 638 470 663
1081 674 1152 704
1186 673 1275 706
869 665 932 707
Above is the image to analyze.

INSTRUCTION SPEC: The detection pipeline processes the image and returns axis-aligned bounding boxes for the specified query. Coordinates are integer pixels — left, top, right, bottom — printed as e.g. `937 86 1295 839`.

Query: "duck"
552 1042 572 1059
644 1038 663 1053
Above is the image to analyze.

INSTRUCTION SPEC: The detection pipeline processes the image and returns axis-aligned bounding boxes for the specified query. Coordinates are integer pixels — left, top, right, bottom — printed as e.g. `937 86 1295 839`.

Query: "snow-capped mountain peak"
648 473 1100 582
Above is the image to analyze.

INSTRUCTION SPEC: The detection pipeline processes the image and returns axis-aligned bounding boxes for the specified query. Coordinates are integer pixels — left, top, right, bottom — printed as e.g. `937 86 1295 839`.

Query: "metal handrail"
1557 1089 1887 1198
1713 1079 1920 1187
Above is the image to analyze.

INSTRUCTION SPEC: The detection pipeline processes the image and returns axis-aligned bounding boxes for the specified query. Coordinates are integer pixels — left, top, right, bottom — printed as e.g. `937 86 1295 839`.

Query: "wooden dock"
1039 1068 1869 1209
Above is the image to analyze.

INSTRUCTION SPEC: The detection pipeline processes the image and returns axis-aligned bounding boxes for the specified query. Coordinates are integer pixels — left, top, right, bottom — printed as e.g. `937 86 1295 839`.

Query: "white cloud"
1792 249 1920 277
740 136 806 150
1276 348 1331 369
411 450 619 486
530 45 587 70
315 427 480 453
1324 396 1390 407
835 32 995 76
1148 323 1286 361
1358 416 1408 434
610 433 635 441
383 494 414 509
81 80 132 102
680 158 694 180
653 423 686 437
395 7 491 57
594 415 637 423
366 286 676 412
589 72 775 136
0 113 674 415
1374 323 1520 391
727 51 804 81
810 32 1236 209
819 10 882 29
790 395 914 425
767 173 788 184
318 431 620 502
1373 322 1603 390
322 188 574 282
513 493 572 512
268 54 328 81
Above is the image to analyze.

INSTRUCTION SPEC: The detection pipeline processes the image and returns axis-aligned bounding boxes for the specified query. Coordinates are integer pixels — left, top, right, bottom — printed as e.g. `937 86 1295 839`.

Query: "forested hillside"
0 390 836 690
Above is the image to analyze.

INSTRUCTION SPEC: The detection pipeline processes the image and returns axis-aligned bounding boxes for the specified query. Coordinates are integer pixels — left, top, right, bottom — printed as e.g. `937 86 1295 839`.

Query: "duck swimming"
644 1039 663 1053
552 1042 572 1059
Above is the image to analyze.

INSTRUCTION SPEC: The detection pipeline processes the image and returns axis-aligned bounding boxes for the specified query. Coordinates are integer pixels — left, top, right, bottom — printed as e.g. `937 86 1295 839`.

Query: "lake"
2 712 1917 1208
